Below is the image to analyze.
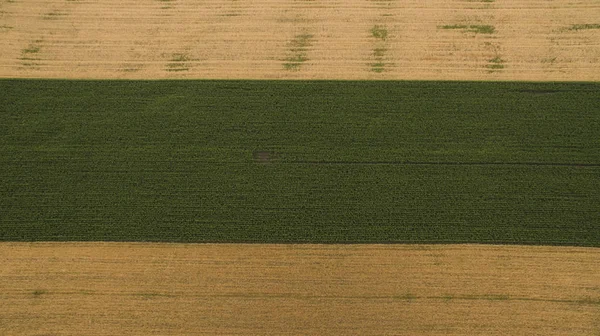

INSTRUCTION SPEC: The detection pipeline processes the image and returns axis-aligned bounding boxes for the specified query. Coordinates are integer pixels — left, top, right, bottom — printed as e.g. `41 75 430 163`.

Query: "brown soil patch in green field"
0 0 599 80
1 243 599 335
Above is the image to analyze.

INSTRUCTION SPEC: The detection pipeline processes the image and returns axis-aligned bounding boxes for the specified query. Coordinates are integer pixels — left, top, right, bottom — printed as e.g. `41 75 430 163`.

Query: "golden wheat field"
0 0 599 80
2 0 600 334
1 243 599 335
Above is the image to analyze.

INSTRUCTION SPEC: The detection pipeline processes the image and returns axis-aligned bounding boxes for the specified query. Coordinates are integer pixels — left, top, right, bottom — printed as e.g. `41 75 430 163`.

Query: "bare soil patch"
253 150 275 163
1 243 599 335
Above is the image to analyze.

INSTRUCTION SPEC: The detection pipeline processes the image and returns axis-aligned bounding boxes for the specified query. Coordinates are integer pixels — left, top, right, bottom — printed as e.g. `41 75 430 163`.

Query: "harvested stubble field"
0 0 599 80
1 243 599 335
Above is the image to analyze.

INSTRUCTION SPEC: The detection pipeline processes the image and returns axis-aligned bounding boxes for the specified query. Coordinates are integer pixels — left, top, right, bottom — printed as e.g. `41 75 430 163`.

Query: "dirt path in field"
0 0 599 80
1 243 599 335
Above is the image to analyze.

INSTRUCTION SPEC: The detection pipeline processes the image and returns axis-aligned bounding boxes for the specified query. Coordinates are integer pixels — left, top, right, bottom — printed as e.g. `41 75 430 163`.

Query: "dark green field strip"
1 80 599 245
1 162 598 244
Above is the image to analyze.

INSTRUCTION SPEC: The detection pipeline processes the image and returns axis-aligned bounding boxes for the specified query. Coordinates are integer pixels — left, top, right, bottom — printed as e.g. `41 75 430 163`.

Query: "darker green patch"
440 24 495 34
157 0 174 9
470 25 495 34
120 64 142 73
32 289 47 296
541 57 557 65
283 55 308 71
370 25 388 40
370 61 386 73
283 33 313 71
42 11 67 20
566 24 600 31
288 34 313 51
373 47 386 58
487 56 505 71
166 53 190 72
22 45 40 54
441 24 468 30
19 61 39 67
19 43 42 68
371 48 388 73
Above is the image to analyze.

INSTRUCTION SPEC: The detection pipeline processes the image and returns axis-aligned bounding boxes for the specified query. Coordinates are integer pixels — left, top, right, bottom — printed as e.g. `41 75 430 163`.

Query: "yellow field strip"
1 0 599 80
1 243 599 335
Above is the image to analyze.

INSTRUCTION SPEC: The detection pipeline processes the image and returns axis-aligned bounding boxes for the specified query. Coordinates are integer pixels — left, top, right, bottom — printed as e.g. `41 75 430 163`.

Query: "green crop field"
1 80 599 245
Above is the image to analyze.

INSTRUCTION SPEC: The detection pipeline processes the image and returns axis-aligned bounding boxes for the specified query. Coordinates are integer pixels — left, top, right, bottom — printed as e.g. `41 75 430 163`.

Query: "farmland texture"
1 80 599 245
1 243 599 336
1 0 600 80
2 1 600 334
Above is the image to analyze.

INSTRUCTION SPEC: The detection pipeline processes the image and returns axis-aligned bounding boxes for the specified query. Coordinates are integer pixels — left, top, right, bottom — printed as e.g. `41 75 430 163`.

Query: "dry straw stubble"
1 243 599 335
0 0 599 80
